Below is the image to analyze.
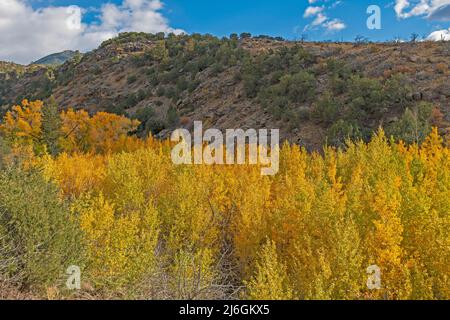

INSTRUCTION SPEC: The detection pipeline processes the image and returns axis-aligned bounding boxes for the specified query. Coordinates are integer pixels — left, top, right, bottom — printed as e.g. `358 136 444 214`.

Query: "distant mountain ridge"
32 50 80 65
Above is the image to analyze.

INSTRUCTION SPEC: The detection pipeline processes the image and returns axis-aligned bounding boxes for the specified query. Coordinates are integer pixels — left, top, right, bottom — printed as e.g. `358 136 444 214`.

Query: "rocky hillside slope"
1 33 449 149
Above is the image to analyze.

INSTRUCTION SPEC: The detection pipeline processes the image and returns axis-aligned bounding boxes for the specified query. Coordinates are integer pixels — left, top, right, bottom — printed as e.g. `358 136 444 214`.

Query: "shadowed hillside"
32 50 81 66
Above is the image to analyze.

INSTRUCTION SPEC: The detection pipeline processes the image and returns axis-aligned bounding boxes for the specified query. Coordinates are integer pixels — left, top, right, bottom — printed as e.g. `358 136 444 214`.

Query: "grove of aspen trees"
0 99 448 300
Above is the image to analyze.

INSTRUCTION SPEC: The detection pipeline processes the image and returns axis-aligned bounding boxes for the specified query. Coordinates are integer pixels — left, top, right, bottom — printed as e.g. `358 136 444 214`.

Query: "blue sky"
31 0 450 41
2 1 450 63
164 0 449 42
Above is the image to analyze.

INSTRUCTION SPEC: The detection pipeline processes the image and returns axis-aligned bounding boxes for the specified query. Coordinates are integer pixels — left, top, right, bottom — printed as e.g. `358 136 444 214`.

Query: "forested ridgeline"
1 33 449 150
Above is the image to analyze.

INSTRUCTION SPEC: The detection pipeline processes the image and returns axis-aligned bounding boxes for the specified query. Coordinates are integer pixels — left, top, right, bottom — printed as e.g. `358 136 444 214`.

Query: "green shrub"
313 92 340 124
127 75 138 84
327 120 363 147
0 137 11 170
387 102 433 144
146 119 167 134
348 75 386 117
384 74 412 108
0 167 85 293
167 105 179 126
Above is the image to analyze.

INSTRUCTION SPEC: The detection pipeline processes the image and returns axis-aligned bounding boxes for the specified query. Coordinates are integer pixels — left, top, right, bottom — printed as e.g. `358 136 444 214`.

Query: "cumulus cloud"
303 6 324 18
0 0 184 64
302 1 346 32
323 19 346 31
393 0 450 41
427 27 450 40
395 0 450 20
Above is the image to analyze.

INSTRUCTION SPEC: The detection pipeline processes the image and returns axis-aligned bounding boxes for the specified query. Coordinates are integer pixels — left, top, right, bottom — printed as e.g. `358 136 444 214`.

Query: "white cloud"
394 0 450 41
323 19 346 31
304 6 324 18
302 1 346 32
0 0 184 64
395 0 450 19
427 27 450 40
395 0 411 18
312 13 328 26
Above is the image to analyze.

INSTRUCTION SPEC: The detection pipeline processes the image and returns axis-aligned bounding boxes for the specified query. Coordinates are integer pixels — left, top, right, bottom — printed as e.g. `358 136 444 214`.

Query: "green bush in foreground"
0 167 85 293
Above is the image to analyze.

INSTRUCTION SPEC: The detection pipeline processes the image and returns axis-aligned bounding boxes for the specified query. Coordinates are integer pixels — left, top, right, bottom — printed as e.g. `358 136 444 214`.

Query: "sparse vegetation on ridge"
1 32 449 149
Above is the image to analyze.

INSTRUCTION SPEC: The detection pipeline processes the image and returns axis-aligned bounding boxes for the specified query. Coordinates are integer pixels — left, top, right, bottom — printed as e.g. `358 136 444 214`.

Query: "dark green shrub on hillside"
327 58 352 78
164 86 179 101
347 75 386 119
146 119 167 135
329 74 348 95
211 63 225 76
176 77 189 92
127 75 138 84
107 104 126 115
384 74 412 108
125 93 138 107
312 92 341 124
283 71 316 103
133 105 156 133
135 105 155 122
326 120 364 148
167 105 179 126
240 33 252 39
259 71 316 105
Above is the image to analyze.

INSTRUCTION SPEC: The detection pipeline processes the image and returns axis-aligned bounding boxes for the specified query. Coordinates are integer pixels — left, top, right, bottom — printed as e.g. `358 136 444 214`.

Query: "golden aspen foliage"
40 153 108 197
74 193 159 291
59 109 140 154
159 165 222 254
1 100 449 300
228 165 272 275
246 240 293 300
0 100 43 147
366 177 412 299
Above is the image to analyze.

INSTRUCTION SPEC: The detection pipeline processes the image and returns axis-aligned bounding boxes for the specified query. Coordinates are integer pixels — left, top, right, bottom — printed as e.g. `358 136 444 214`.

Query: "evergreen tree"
41 96 61 156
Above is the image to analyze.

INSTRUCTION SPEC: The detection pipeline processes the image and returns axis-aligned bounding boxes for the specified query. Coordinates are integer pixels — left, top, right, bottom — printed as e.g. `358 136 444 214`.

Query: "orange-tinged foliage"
0 99 43 145
59 109 140 154
39 153 108 197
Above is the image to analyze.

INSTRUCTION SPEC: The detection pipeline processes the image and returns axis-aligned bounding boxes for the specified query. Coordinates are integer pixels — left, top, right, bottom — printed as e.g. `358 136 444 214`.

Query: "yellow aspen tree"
0 99 43 148
59 109 91 153
74 194 159 291
59 109 140 154
246 240 294 300
223 164 272 276
103 147 172 211
39 152 107 197
366 177 412 299
159 165 222 255
403 129 450 299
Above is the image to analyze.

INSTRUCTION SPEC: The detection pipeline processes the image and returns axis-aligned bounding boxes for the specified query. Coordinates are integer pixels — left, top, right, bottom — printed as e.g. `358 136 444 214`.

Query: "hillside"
1 32 449 149
32 50 81 66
